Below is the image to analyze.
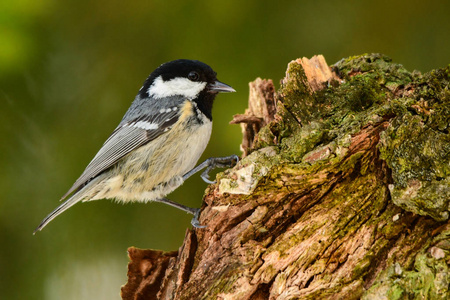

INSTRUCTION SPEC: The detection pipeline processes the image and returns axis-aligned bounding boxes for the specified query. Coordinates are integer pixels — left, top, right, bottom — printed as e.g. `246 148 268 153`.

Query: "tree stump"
121 54 450 300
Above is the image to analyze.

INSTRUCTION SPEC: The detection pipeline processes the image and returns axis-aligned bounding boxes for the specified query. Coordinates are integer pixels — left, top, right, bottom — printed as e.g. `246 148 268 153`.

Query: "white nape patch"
148 76 206 99
127 121 158 130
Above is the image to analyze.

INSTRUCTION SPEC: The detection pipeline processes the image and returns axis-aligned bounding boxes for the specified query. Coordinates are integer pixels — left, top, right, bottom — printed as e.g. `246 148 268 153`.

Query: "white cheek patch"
148 76 207 99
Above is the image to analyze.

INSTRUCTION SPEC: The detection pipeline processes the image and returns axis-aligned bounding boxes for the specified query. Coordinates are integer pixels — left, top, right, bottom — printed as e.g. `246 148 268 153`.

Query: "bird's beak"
208 80 236 93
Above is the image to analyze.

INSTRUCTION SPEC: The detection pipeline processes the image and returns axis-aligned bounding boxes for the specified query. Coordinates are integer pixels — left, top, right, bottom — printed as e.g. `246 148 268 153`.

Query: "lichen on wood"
122 54 450 300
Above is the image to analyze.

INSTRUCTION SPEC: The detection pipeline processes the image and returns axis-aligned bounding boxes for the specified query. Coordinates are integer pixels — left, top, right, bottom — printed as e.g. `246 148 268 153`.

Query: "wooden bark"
121 54 450 299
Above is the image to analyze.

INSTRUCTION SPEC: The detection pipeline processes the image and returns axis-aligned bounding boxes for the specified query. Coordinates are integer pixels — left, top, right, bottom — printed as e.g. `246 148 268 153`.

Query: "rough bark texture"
121 54 450 300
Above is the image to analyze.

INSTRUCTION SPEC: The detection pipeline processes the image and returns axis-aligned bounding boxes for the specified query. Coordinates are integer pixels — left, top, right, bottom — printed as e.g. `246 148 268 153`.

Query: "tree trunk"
121 54 450 300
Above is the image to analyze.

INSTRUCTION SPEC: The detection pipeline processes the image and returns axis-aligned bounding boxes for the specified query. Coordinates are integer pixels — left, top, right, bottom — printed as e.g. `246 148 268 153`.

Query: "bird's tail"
34 175 107 234
33 193 84 234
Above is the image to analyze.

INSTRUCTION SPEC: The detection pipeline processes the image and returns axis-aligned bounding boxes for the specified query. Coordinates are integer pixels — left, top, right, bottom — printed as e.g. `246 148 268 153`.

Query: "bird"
34 59 237 233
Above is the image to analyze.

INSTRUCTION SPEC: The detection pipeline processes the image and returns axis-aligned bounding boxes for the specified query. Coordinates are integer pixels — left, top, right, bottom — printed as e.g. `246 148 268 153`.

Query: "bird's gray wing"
60 109 180 200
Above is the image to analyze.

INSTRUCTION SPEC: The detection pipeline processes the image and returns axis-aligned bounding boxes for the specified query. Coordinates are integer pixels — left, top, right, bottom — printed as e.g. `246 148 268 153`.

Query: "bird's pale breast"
90 100 212 202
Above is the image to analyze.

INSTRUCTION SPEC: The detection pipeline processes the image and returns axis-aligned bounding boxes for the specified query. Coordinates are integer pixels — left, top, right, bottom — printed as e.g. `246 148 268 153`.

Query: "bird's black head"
139 59 235 120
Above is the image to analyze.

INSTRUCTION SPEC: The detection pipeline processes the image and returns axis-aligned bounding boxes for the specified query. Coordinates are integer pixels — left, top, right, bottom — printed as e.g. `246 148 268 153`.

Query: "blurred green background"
1 0 449 299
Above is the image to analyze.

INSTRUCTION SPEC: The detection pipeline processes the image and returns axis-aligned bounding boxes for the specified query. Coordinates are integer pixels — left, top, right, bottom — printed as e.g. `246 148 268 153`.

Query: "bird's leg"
153 198 205 228
182 154 239 184
163 155 237 228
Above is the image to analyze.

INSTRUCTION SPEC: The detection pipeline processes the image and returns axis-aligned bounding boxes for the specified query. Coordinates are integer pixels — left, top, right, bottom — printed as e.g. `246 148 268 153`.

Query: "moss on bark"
122 54 450 300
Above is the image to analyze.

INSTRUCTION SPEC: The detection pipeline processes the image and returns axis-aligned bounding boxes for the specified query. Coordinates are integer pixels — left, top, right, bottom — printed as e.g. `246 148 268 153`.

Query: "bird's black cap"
139 60 218 98
138 60 234 120
154 59 217 82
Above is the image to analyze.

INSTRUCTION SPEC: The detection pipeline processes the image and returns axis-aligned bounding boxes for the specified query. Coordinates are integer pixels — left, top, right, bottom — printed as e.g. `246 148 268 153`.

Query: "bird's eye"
188 71 200 81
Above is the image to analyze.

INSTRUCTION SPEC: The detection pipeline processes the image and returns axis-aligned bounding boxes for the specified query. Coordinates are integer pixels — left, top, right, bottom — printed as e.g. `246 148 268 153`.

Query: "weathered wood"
230 77 277 157
122 54 450 299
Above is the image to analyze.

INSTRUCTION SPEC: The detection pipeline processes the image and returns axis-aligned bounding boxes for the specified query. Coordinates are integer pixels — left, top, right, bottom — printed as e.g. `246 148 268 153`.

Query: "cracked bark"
121 54 450 300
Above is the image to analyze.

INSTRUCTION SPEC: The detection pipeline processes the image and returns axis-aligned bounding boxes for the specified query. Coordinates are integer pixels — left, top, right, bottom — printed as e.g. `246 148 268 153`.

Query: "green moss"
378 108 450 221
387 285 405 300
280 121 328 163
364 252 449 300
338 152 363 172
319 72 388 128
277 60 316 124
202 271 240 299
415 65 450 132
363 224 450 300
265 54 450 222
253 125 277 149
333 53 413 86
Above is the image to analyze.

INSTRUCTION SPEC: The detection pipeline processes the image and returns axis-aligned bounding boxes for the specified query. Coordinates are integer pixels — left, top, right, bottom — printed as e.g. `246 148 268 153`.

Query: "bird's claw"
200 155 240 184
191 208 206 228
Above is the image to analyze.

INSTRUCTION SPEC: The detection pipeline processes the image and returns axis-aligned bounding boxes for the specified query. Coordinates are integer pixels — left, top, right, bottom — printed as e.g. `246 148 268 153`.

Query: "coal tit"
34 59 237 233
